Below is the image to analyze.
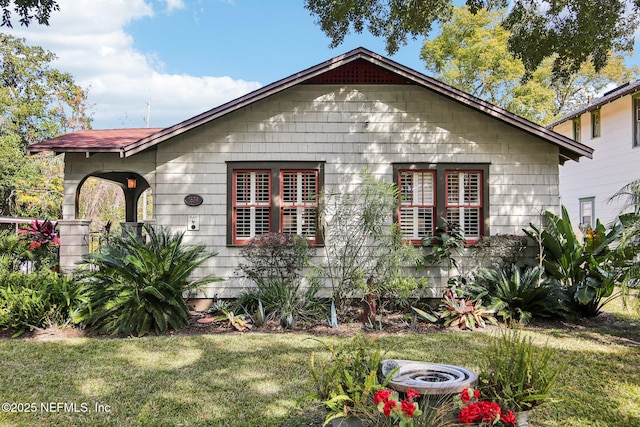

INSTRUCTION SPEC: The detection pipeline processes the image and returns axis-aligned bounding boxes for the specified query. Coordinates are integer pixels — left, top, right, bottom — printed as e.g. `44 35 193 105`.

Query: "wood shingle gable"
28 47 592 164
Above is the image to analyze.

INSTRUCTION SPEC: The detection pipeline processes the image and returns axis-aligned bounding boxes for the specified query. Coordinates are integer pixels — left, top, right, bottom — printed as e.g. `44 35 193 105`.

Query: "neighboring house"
549 80 640 231
29 48 592 298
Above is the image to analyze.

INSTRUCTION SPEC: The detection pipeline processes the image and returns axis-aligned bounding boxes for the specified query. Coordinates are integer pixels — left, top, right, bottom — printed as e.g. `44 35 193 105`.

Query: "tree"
420 6 639 124
1 0 59 27
0 33 91 217
420 7 556 123
304 0 640 81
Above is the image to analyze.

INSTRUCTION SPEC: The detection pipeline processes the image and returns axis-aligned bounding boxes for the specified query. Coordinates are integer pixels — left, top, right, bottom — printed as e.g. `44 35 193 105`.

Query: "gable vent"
305 59 410 84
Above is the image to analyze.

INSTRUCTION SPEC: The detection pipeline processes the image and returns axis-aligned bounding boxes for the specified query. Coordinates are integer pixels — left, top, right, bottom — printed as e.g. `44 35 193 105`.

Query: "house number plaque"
184 194 204 206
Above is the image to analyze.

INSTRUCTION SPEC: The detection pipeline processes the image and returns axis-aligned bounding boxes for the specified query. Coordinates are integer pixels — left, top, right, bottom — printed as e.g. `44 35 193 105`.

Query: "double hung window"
228 162 323 244
395 164 488 244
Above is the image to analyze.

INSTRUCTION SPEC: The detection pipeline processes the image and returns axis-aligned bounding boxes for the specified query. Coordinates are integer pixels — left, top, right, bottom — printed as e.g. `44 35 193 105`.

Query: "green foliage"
503 0 637 81
319 171 421 309
305 0 639 82
525 206 625 317
0 33 91 216
420 6 556 124
0 270 84 337
306 335 390 424
237 232 322 326
1 0 60 27
421 6 639 125
608 179 640 293
480 329 561 412
74 225 219 337
467 264 569 324
0 229 32 272
411 305 438 323
421 219 465 270
438 287 496 330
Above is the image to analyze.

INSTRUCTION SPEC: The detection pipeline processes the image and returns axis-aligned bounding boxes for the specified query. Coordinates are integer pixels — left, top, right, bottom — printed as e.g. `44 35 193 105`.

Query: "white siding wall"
64 84 561 296
556 95 640 230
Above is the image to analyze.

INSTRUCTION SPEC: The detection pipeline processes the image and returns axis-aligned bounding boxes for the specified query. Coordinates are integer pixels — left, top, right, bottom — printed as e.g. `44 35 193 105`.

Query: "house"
28 47 592 298
549 80 640 231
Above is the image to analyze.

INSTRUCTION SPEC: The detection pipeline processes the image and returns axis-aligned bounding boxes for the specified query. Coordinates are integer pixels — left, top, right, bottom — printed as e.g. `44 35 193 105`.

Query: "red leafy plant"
18 219 60 250
457 388 516 426
374 387 422 427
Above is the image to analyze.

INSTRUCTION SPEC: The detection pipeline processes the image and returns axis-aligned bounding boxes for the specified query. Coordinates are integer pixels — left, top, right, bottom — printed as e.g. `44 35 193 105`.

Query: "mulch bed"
1 308 637 342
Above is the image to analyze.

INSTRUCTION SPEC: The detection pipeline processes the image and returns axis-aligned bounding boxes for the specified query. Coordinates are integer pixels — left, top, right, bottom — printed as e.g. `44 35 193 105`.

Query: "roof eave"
54 47 589 163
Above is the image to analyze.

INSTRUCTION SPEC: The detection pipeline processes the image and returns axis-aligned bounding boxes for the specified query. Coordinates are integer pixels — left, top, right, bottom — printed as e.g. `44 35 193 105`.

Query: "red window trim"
232 169 271 244
398 169 436 244
280 169 319 244
444 170 483 243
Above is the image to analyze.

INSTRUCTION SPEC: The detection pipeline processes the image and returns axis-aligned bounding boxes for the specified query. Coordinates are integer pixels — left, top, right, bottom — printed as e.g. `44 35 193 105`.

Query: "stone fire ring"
380 359 478 395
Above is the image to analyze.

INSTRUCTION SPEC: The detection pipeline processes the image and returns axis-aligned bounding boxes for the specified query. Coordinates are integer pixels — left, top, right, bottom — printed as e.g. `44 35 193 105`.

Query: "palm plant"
74 225 219 336
468 264 568 324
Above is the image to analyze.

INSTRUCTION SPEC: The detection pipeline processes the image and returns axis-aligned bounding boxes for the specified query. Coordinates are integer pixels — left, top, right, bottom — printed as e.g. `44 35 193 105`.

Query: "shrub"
0 270 83 337
525 206 625 317
236 232 322 326
74 225 218 336
307 335 389 424
0 230 32 272
466 264 569 324
479 329 561 412
438 287 496 330
18 219 60 270
318 171 422 313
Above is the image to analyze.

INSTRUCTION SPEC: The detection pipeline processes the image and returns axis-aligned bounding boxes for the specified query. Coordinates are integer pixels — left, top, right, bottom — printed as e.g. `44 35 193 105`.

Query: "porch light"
127 177 137 189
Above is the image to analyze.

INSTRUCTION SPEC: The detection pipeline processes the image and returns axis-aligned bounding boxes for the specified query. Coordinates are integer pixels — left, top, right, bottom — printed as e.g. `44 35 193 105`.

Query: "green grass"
0 310 639 426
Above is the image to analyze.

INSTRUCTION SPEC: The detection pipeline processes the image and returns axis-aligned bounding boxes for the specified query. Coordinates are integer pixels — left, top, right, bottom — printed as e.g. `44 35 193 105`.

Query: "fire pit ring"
380 359 478 395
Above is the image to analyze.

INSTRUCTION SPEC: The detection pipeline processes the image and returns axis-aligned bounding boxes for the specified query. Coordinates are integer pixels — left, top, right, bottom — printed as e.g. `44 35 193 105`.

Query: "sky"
3 0 639 130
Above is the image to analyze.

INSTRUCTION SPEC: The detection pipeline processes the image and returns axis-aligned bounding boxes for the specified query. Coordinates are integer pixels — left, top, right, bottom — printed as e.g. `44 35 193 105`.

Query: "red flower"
405 388 420 401
29 241 42 251
401 399 417 417
501 410 517 426
374 389 393 405
458 404 482 424
383 400 397 417
460 388 480 403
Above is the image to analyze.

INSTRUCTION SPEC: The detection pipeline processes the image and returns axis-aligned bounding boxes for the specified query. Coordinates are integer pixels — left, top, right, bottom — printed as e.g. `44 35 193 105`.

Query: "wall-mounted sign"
184 194 204 206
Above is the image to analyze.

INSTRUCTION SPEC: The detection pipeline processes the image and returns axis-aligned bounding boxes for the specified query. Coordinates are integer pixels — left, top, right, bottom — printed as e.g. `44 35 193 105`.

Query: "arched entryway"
76 172 150 224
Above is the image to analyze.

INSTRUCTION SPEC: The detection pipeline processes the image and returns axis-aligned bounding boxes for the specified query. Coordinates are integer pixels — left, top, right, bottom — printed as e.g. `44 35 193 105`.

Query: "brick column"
58 219 91 273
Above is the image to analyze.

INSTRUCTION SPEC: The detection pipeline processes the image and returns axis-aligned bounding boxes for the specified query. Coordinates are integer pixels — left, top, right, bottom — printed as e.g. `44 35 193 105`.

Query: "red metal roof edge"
28 128 164 155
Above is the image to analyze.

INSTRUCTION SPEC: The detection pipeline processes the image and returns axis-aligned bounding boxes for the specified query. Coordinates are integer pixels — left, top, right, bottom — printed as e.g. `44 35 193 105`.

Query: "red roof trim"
28 128 163 155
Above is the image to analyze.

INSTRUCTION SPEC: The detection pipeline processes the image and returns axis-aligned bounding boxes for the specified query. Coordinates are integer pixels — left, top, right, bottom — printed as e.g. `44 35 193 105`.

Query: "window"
228 162 324 245
281 170 318 238
579 197 595 229
573 117 581 142
634 97 640 148
446 171 483 240
395 164 489 244
399 170 435 242
591 109 601 138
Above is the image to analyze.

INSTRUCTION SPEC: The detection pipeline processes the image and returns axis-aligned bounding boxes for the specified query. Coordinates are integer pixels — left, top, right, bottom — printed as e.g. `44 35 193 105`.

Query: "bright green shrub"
0 270 82 337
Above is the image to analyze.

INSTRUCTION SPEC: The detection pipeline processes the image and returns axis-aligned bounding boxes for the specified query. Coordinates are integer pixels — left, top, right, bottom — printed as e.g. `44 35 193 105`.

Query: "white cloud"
3 0 260 129
164 0 186 12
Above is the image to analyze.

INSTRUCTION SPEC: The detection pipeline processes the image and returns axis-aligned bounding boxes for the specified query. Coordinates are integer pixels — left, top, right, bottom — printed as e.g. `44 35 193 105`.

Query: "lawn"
1 303 639 426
